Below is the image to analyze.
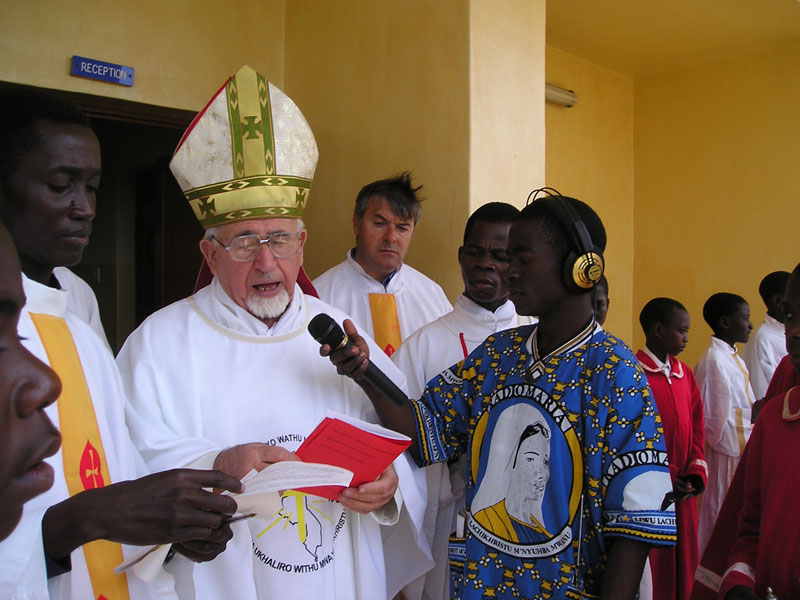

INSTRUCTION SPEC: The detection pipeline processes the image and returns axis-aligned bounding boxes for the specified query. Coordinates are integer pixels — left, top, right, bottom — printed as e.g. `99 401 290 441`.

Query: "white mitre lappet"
170 65 319 229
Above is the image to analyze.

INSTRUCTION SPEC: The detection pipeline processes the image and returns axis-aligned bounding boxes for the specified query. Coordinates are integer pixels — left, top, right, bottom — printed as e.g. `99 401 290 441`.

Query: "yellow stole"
368 293 402 356
731 351 754 456
30 313 130 600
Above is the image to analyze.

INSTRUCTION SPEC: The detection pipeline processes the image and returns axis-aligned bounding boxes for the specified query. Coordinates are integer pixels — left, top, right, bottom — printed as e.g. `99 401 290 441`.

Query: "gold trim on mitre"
170 65 318 228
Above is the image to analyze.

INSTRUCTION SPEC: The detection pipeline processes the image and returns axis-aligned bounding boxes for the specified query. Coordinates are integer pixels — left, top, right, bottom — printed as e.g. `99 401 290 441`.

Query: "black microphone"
308 313 409 407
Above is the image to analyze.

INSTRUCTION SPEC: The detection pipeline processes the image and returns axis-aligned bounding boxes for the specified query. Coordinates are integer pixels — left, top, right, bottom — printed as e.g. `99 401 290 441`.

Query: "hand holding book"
294 412 411 501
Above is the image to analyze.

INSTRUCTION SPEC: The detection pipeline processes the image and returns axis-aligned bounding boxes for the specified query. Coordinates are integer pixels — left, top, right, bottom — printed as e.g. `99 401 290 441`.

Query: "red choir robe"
717 386 800 599
691 354 799 599
637 351 708 600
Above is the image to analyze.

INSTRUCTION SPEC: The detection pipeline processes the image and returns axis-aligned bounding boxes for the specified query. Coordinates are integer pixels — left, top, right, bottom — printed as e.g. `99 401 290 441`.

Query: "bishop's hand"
338 463 398 514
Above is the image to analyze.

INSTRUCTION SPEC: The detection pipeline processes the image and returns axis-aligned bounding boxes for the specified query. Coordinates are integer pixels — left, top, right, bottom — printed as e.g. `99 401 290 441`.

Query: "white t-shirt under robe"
1 275 176 600
52 267 110 351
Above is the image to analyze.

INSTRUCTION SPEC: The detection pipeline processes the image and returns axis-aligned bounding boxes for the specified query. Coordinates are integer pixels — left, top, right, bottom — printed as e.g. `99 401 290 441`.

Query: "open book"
114 461 355 579
295 412 412 500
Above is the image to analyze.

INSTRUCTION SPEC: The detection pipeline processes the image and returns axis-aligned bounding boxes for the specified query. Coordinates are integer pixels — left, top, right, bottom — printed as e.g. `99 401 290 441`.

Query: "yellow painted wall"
289 0 546 301
545 46 635 342
0 0 285 110
2 0 547 305
634 41 800 367
470 0 546 213
284 0 471 299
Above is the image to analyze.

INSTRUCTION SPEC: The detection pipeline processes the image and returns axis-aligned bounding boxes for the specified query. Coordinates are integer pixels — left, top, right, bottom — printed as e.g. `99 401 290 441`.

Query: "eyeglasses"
211 232 303 262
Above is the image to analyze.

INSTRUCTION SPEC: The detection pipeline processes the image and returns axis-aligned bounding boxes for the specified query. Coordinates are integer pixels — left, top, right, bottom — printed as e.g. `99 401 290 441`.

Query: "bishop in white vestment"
117 66 425 600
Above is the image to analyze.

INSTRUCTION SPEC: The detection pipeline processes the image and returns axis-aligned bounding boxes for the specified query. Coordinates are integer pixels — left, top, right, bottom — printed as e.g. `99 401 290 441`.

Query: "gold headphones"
526 188 605 293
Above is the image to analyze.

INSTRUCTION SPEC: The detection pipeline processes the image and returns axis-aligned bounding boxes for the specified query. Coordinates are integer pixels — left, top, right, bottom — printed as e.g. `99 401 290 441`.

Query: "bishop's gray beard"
246 287 291 320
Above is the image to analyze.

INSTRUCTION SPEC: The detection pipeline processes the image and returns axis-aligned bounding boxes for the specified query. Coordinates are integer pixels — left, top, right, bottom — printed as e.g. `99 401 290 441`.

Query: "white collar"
527 320 602 361
642 345 672 378
525 320 601 382
710 335 737 354
21 273 68 318
456 294 518 323
764 314 784 330
200 276 307 338
345 249 405 292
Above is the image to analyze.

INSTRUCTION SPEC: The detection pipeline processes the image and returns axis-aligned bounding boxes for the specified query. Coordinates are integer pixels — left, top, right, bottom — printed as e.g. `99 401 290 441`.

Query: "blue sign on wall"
71 56 134 87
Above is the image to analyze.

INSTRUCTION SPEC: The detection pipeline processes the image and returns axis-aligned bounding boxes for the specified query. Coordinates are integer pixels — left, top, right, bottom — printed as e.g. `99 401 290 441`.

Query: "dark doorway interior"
77 119 204 352
1 82 203 351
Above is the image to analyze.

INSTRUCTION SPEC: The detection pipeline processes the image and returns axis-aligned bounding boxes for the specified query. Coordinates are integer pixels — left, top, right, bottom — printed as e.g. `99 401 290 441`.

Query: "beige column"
470 0 547 214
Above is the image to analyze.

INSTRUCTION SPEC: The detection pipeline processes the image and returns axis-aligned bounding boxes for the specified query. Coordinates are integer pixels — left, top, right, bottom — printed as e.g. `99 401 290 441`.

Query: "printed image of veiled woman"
471 401 574 548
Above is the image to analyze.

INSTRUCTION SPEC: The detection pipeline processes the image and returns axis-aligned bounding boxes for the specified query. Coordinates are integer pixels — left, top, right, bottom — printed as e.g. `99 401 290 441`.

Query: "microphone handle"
362 361 409 407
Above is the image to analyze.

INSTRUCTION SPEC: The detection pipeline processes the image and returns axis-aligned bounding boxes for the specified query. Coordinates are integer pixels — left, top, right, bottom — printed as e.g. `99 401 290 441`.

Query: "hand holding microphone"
309 314 409 407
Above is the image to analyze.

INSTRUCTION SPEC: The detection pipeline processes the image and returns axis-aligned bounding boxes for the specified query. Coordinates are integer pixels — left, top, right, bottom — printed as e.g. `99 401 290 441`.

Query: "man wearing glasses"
117 66 421 600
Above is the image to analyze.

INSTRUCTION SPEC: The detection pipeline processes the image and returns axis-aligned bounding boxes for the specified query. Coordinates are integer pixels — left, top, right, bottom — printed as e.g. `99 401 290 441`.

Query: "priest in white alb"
313 173 452 357
117 65 425 600
0 87 244 600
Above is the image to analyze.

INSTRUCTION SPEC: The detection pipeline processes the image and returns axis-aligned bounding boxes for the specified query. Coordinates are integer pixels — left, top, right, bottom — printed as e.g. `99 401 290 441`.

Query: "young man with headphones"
324 191 676 600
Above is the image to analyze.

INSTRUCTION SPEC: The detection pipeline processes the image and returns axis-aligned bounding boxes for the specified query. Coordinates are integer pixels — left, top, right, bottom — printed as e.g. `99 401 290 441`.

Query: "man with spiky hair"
314 172 451 356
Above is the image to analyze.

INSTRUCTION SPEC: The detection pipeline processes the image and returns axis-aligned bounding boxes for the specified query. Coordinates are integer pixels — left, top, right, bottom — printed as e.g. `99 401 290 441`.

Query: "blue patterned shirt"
410 323 676 599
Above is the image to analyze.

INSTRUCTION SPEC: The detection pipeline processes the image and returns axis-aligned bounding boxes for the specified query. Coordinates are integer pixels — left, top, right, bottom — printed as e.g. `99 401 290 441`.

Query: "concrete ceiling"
546 0 800 77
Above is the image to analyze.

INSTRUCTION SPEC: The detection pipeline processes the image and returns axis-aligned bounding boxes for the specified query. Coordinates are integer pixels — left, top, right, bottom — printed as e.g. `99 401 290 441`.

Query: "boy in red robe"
637 298 708 600
716 262 800 600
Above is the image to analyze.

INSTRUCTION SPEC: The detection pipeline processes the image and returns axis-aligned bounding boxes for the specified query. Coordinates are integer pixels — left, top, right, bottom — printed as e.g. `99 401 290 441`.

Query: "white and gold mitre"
170 65 318 229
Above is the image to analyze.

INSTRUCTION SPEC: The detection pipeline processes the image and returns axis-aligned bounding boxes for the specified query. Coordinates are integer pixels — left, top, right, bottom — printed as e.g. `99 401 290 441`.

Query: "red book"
295 412 411 501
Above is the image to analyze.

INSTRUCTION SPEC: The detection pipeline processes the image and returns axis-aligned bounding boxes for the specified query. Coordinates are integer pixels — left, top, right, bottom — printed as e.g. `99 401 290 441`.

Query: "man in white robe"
0 87 248 600
694 293 755 554
391 203 534 600
313 173 452 356
116 66 423 600
742 271 790 399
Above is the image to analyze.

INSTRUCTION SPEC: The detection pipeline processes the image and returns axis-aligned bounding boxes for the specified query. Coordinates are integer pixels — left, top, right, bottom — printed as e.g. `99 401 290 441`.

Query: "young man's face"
659 308 690 357
0 122 101 283
505 219 569 318
200 218 306 326
0 225 61 540
726 302 753 345
782 272 800 373
458 220 512 312
353 195 415 282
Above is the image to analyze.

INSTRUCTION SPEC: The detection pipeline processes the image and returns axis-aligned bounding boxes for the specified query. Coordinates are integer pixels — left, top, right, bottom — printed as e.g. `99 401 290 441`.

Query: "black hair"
758 271 791 306
0 88 91 183
639 297 688 333
702 292 748 332
354 172 423 225
516 195 607 267
512 421 549 468
462 202 520 244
